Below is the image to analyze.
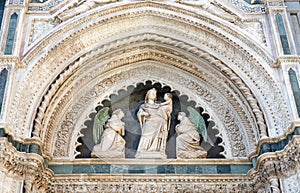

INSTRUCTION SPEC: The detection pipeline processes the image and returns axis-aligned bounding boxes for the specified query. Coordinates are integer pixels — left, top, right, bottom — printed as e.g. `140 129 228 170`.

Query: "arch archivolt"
33 42 262 160
7 2 290 155
49 62 246 159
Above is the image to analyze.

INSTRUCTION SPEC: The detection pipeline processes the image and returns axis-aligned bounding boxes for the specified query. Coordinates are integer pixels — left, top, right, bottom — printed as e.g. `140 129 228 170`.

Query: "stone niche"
76 81 223 160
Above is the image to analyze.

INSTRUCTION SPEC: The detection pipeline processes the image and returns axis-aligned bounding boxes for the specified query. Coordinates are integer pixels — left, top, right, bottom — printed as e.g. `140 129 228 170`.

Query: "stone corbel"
0 138 53 192
249 135 300 191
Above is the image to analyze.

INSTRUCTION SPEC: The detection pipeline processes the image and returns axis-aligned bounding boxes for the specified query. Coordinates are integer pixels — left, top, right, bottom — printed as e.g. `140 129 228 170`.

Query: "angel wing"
187 106 214 146
93 107 110 144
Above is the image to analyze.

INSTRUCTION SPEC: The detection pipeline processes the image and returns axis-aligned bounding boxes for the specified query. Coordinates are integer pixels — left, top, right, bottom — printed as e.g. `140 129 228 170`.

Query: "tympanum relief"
89 88 218 159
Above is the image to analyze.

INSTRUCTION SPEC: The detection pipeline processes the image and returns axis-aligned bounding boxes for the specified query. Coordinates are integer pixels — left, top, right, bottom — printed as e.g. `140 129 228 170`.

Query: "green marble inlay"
0 0 5 31
0 69 8 114
50 165 74 174
4 13 18 55
231 165 252 174
0 128 5 137
276 13 291 55
289 69 300 117
48 164 252 174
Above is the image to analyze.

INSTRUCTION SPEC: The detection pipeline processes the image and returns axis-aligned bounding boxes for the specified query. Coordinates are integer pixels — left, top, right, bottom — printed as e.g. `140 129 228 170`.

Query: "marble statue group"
92 88 208 159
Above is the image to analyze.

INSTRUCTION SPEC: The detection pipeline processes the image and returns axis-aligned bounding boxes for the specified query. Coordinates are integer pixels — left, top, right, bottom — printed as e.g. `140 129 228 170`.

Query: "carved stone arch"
8 1 290 145
32 39 269 160
51 61 247 159
33 40 268 161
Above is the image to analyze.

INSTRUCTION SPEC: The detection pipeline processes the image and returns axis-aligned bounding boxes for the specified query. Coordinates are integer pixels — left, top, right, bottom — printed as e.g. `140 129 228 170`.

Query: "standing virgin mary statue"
135 89 172 159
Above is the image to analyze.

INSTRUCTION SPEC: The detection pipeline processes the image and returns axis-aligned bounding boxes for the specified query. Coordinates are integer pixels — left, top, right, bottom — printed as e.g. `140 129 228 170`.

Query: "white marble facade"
0 0 300 192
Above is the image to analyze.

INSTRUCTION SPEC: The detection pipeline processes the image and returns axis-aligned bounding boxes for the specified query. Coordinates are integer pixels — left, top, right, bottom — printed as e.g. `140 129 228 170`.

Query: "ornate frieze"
50 174 254 193
0 138 53 192
50 62 250 159
8 2 289 156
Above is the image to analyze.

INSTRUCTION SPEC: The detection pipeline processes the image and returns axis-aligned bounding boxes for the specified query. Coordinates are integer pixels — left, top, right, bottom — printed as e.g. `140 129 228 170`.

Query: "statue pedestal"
91 151 125 159
135 151 167 159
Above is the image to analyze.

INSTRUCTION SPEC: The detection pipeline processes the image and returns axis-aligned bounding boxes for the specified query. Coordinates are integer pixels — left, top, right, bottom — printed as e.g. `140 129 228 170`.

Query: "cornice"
249 122 300 159
274 55 300 68
249 135 300 180
0 137 53 191
0 56 24 68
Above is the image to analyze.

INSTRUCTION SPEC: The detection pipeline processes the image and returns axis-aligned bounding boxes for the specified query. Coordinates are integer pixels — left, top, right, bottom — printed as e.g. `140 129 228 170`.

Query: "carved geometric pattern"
51 62 249 159
8 2 289 152
0 138 53 192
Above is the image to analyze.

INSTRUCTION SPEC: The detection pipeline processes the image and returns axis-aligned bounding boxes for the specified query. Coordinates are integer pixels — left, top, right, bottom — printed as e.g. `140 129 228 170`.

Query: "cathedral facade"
0 0 299 192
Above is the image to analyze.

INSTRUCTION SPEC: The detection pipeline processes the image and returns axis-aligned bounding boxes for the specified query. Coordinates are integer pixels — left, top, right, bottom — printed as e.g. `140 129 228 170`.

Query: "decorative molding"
26 0 266 14
50 61 252 159
31 36 266 159
50 174 254 193
249 123 300 159
249 136 300 191
9 2 288 150
29 19 57 46
0 56 24 69
275 55 300 67
0 138 53 192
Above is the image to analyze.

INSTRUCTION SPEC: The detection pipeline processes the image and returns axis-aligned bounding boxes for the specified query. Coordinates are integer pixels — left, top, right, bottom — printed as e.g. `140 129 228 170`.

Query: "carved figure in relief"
175 109 208 159
158 93 173 153
57 0 119 21
91 108 125 158
135 89 172 158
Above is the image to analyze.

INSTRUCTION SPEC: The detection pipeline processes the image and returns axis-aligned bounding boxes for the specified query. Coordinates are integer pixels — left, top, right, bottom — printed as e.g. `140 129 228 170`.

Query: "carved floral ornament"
0 138 53 192
0 132 299 192
7 2 290 156
49 136 300 192
28 40 278 160
40 47 260 160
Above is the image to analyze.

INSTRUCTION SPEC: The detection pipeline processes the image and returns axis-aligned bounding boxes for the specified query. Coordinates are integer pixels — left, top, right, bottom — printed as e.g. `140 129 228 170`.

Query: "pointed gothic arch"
6 2 290 161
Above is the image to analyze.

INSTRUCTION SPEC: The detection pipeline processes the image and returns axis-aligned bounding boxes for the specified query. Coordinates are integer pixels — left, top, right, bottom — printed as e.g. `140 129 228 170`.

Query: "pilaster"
266 0 297 56
0 0 26 56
